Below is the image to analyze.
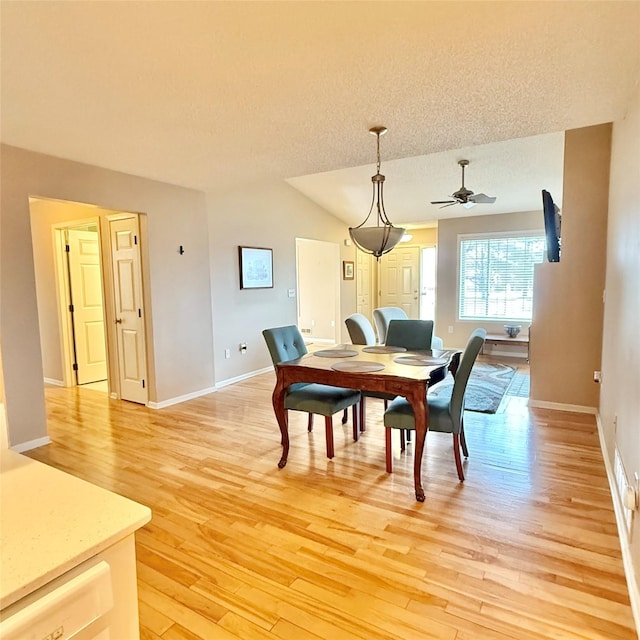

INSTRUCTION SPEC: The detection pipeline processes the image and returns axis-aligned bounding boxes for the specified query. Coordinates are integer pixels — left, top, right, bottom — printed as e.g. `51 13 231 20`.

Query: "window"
458 233 545 321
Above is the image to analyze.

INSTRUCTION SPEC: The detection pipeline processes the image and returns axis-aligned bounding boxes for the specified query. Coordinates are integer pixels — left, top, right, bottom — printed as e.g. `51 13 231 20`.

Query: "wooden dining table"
271 344 456 501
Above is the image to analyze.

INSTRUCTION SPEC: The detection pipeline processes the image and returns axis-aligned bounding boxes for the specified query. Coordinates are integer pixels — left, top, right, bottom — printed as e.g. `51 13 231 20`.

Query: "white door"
379 246 420 317
356 251 373 320
67 229 108 385
109 216 148 404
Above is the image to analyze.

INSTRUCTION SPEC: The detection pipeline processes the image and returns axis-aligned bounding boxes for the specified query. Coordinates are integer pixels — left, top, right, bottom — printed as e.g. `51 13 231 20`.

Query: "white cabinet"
0 450 151 638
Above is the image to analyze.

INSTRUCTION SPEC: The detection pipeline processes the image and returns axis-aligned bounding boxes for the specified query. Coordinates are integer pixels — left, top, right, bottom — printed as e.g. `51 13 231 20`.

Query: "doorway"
30 198 149 404
420 246 437 320
295 238 341 343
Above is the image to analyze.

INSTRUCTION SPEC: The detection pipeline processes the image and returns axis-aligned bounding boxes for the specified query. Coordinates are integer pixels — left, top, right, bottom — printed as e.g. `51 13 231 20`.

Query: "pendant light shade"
349 126 405 260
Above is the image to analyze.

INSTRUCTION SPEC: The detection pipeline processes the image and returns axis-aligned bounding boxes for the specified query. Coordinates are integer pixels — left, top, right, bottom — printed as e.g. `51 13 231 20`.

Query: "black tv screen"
542 189 561 262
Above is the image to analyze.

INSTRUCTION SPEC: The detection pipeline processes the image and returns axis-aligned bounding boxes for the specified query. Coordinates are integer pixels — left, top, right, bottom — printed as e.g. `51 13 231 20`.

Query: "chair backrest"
449 328 486 430
345 313 376 345
372 307 408 343
386 319 434 351
262 325 308 366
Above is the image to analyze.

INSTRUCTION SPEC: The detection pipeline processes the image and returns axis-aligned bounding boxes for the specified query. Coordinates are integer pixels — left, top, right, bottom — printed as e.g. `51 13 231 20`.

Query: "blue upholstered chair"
385 319 434 351
374 307 445 350
344 313 395 431
372 307 408 344
262 325 361 459
383 328 486 480
345 313 377 346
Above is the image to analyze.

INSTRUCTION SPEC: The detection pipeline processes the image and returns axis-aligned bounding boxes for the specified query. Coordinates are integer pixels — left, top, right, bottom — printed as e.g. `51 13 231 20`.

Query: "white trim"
215 366 273 390
147 386 216 410
11 436 52 453
528 399 596 414
109 392 118 400
44 377 65 387
595 413 640 634
482 348 528 360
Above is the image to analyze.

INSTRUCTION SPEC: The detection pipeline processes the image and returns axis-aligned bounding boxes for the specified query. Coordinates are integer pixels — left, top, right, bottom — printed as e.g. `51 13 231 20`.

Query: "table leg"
407 385 428 502
272 373 289 468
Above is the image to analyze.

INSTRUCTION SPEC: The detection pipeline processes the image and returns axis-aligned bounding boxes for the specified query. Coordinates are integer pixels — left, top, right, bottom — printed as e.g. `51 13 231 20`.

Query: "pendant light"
349 126 405 260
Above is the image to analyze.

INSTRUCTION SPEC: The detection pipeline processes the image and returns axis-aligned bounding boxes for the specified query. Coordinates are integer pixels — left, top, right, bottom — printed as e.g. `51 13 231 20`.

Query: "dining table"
271 344 457 501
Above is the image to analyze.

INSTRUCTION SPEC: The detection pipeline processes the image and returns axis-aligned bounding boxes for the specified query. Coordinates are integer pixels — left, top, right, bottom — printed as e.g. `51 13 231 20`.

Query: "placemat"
313 348 358 358
331 361 385 373
362 345 407 354
394 355 448 366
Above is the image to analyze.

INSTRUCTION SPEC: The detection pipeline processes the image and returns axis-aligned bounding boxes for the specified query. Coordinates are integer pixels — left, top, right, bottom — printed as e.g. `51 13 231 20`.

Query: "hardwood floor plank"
28 373 636 640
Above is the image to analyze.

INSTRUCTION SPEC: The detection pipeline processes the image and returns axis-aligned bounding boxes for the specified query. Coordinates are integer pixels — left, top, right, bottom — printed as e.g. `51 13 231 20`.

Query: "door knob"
115 318 122 324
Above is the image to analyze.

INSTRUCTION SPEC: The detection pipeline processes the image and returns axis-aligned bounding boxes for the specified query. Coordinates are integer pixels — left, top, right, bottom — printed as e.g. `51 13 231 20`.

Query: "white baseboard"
11 436 52 453
216 366 273 390
528 399 597 414
595 413 640 635
44 377 65 387
147 386 217 410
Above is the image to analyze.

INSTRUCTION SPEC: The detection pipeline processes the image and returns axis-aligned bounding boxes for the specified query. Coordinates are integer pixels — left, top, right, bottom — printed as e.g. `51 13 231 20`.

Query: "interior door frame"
52 217 108 389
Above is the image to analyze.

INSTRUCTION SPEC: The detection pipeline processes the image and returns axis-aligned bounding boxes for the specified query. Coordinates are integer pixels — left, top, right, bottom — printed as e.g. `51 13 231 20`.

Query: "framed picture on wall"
239 246 273 289
343 260 354 280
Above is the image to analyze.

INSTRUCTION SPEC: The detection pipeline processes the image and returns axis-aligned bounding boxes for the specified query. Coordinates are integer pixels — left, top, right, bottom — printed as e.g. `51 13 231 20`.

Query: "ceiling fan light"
349 226 405 258
462 201 476 209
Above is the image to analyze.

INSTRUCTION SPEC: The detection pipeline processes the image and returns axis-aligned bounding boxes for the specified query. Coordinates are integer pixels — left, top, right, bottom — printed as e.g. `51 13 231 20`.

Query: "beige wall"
530 124 611 408
1 145 214 447
403 227 437 246
435 211 544 349
601 83 640 584
207 181 356 383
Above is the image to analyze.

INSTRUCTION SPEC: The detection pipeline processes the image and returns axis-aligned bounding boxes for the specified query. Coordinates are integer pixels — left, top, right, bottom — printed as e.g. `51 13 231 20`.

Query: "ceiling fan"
431 159 497 209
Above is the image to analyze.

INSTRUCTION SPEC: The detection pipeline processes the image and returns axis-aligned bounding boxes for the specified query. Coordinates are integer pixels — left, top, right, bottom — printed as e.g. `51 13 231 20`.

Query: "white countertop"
0 449 151 609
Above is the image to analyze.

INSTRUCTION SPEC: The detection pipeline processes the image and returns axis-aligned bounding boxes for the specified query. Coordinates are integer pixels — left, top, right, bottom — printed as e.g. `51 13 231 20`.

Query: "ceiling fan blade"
430 200 455 205
468 193 496 204
439 202 457 209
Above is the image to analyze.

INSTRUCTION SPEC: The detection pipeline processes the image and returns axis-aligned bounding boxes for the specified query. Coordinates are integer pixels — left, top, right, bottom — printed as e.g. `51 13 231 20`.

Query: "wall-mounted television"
542 189 561 262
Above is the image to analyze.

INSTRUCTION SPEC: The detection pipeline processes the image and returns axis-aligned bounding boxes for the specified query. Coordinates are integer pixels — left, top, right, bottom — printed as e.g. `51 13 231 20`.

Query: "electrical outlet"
594 370 601 383
224 348 231 359
288 288 295 298
448 326 454 334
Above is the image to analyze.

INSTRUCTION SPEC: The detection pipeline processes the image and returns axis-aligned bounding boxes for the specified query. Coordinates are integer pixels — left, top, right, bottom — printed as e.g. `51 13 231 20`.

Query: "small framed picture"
343 260 354 280
239 246 273 289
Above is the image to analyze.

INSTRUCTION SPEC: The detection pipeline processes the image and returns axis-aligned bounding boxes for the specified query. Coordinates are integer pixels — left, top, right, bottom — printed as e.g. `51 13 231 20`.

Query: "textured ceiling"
1 2 639 226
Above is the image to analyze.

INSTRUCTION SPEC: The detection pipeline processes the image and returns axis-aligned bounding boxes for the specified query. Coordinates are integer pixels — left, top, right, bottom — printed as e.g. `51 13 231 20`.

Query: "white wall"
206 181 356 384
601 81 640 598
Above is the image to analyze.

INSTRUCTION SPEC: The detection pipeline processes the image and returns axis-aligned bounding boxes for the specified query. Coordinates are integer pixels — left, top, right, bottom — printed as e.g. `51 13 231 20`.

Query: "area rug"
428 362 517 414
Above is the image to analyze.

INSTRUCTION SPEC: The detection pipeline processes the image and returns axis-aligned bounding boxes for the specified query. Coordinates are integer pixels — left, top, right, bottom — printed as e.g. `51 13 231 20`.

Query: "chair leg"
359 399 366 432
352 404 359 442
400 430 406 452
453 433 465 481
325 416 334 459
460 421 469 458
307 413 314 432
342 408 348 424
385 427 393 473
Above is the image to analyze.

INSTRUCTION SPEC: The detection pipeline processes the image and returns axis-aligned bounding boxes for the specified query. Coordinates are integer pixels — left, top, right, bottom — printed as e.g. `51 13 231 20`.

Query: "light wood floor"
27 369 636 640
